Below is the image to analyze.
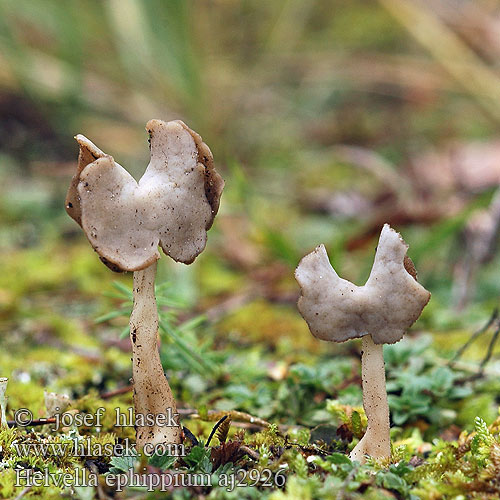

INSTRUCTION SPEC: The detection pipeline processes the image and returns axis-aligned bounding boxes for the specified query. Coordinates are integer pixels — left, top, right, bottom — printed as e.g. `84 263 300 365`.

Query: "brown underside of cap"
403 255 418 281
65 135 106 227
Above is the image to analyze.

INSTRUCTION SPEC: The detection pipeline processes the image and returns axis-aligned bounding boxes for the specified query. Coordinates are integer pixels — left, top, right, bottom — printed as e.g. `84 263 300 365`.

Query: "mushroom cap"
295 224 431 344
66 120 224 272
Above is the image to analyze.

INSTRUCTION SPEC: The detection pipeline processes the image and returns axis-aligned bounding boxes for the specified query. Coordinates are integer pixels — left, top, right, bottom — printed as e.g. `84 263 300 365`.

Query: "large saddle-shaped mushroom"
66 120 224 448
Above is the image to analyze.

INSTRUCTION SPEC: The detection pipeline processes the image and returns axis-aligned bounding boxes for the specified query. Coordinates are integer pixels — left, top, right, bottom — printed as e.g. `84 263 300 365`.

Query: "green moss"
219 299 317 352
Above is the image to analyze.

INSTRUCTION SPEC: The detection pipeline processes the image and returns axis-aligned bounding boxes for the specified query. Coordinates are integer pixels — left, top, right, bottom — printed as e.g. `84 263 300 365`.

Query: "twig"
7 418 56 428
240 445 260 461
459 325 500 382
479 323 500 371
453 188 500 310
14 487 32 500
284 438 330 457
100 385 133 399
177 408 271 429
452 323 500 383
449 309 498 366
436 355 500 387
178 408 303 433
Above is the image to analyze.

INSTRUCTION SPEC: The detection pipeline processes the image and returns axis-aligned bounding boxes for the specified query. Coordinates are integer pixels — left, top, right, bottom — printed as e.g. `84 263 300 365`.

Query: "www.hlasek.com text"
11 437 185 459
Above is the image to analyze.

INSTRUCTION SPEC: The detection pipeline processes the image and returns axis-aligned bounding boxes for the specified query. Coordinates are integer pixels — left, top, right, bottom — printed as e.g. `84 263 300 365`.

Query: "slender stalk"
130 262 181 447
350 335 390 463
0 378 8 428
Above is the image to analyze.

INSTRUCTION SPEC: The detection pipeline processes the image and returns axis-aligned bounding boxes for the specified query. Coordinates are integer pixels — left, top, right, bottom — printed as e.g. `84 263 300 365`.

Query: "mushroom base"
349 335 391 463
130 262 181 448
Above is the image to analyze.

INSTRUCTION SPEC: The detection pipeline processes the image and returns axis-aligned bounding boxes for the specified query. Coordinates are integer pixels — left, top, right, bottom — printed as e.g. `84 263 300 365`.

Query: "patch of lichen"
197 253 246 299
249 423 287 449
74 391 135 440
218 299 320 353
0 426 119 499
1 242 113 299
0 343 130 416
0 469 18 499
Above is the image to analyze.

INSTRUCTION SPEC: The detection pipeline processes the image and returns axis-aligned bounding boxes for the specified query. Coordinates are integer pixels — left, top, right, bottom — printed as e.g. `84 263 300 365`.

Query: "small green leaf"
184 445 212 473
108 452 137 474
112 281 133 297
376 471 408 493
148 451 177 470
327 452 352 465
351 411 363 438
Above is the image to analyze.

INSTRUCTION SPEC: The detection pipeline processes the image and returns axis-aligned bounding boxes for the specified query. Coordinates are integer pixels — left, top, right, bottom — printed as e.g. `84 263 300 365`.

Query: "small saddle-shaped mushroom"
295 224 430 462
66 120 224 448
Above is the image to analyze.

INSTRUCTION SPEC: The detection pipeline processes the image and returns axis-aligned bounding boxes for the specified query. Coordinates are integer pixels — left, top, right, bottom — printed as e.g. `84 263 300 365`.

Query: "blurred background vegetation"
2 0 500 429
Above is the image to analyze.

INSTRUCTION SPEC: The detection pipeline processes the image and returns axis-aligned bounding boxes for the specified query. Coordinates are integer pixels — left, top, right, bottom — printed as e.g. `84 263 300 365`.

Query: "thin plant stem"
479 323 500 372
449 309 498 366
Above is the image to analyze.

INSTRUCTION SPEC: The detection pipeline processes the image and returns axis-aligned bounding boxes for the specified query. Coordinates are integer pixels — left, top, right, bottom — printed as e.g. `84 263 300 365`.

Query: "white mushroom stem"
130 262 181 448
0 378 8 428
350 335 390 463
